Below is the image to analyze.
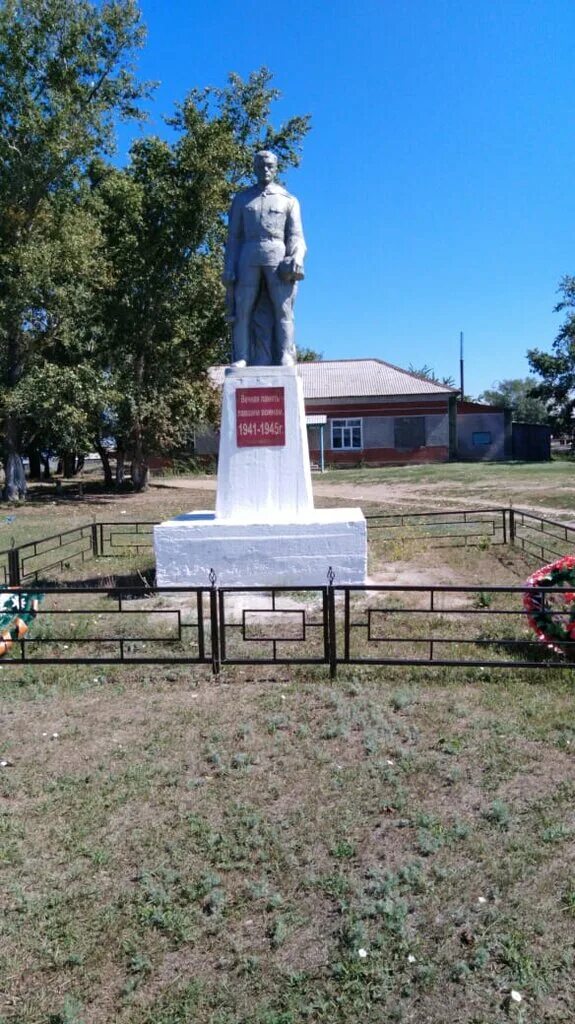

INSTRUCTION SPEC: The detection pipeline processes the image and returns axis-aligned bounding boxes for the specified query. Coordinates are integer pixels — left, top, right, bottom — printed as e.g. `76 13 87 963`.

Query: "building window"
472 431 492 446
332 418 362 450
394 416 426 450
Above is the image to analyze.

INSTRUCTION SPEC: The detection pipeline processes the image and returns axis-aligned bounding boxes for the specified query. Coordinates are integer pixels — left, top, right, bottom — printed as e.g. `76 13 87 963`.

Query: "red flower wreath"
523 555 575 655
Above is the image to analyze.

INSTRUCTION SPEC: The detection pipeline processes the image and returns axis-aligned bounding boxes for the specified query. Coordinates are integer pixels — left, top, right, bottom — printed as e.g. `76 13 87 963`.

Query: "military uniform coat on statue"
223 182 306 366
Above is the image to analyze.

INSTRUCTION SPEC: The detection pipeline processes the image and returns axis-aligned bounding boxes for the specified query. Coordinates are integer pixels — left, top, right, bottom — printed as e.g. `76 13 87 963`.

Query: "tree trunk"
116 446 125 488
60 453 85 477
131 450 149 491
3 412 27 500
42 453 52 480
27 448 42 481
130 354 149 491
2 325 27 500
62 452 76 478
96 443 113 487
3 452 27 501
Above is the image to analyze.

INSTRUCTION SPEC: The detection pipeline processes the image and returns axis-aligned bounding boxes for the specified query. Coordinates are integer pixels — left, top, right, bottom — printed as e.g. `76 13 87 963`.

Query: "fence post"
8 543 21 587
327 566 337 679
91 522 99 558
509 508 516 546
209 569 220 676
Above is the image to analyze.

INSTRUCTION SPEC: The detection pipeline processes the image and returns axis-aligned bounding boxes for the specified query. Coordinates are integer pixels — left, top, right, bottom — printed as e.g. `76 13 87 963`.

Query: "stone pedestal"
154 366 367 588
216 366 313 519
154 507 366 587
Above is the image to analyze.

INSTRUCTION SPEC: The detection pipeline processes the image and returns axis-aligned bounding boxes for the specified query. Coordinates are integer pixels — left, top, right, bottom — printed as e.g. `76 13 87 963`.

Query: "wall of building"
308 444 449 466
511 423 551 461
456 403 511 461
194 395 454 468
306 395 451 467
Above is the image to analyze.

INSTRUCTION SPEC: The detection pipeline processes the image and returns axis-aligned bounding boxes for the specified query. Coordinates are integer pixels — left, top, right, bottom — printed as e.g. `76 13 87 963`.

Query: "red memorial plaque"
236 387 286 447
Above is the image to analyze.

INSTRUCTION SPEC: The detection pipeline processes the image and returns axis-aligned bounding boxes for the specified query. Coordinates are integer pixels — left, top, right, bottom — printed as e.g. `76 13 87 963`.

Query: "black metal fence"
0 507 526 587
1 506 575 674
0 579 573 675
3 507 574 588
365 507 509 548
0 520 158 585
0 545 11 588
511 508 575 565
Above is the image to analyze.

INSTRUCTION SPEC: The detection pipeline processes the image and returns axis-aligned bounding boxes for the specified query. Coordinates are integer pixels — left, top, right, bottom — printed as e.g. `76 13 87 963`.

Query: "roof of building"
209 359 458 399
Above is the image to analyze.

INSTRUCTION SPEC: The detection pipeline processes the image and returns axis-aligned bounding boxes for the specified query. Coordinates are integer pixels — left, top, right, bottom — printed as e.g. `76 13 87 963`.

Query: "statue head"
254 150 278 186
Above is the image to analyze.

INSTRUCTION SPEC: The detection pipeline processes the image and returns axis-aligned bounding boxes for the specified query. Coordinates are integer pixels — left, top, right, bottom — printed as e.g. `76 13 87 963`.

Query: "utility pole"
459 331 464 400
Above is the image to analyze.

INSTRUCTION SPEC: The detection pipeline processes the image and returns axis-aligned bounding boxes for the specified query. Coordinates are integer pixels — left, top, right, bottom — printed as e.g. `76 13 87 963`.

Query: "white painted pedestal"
154 366 367 587
216 366 313 520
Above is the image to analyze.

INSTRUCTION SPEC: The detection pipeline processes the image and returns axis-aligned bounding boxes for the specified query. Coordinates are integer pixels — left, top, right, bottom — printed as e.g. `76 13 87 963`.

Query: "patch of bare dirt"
496 743 575 810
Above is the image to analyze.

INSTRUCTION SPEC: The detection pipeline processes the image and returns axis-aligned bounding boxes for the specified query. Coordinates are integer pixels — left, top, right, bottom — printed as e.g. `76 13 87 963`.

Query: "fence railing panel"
216 586 330 668
1 580 573 672
99 521 156 558
0 547 10 587
1 586 212 666
8 506 575 587
18 525 94 581
337 584 565 669
365 508 507 548
2 506 575 672
512 510 575 566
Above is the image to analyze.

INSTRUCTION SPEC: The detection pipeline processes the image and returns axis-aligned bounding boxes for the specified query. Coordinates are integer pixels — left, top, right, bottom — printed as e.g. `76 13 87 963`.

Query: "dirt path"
151 475 575 521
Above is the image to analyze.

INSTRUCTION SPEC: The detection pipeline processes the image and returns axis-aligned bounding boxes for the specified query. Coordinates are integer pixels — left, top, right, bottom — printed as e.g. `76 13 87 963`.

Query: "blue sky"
117 0 575 397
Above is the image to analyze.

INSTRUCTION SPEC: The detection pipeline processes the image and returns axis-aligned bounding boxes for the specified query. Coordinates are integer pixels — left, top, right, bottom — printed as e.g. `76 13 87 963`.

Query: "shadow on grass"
22 479 144 508
35 567 156 596
484 636 569 666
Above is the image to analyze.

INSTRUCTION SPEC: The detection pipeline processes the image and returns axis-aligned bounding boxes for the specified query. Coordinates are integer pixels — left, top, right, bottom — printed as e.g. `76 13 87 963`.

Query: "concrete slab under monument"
154 365 367 588
154 507 366 587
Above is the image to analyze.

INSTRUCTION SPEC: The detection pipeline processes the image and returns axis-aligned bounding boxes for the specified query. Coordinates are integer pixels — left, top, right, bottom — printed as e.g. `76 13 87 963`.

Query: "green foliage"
2 191 112 457
296 346 323 362
408 363 456 387
0 0 150 496
528 275 575 435
478 377 549 423
8 362 110 454
0 22 310 495
92 68 310 488
483 799 511 830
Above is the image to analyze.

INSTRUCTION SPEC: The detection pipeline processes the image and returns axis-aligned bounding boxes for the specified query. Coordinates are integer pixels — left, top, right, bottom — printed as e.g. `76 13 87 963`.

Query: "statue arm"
284 197 306 268
222 196 243 283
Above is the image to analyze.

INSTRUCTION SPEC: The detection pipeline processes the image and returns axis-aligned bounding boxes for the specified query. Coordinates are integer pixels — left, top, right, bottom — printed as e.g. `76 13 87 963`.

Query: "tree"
296 346 322 362
478 378 549 423
527 276 575 436
9 362 111 463
3 187 113 477
408 364 456 388
0 0 149 499
94 69 310 490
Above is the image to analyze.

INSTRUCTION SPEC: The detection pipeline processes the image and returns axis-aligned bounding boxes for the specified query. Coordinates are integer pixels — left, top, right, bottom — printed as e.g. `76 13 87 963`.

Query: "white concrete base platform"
154 507 367 588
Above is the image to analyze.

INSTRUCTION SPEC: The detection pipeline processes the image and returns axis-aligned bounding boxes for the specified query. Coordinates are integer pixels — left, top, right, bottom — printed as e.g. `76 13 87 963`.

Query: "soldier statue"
222 150 306 367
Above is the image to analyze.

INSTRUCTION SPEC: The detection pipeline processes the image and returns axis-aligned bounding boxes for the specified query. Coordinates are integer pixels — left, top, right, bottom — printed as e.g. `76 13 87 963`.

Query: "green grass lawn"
1 663 574 1024
0 487 218 556
323 461 575 486
1 460 574 560
1 471 575 1023
319 460 575 513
